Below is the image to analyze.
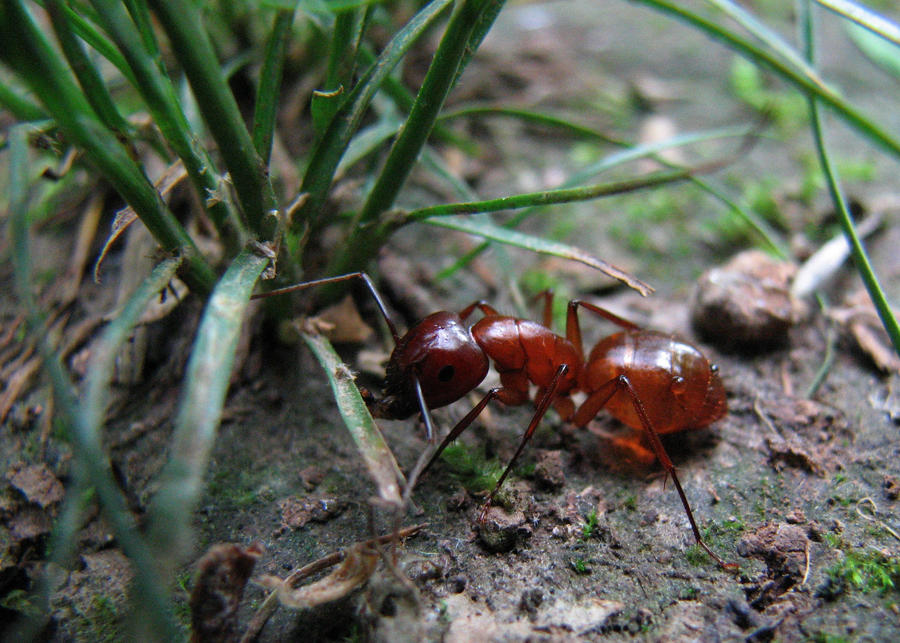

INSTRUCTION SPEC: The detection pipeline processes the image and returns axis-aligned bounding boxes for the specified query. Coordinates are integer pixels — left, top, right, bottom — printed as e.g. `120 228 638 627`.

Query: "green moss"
581 510 599 541
439 442 503 494
74 594 122 642
826 548 900 595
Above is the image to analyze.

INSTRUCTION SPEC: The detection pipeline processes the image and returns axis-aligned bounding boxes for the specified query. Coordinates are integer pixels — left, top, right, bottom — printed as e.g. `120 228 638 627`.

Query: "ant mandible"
252 272 732 568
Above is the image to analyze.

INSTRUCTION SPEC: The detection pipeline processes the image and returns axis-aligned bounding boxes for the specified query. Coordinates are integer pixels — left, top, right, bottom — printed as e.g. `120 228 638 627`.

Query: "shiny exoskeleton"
252 272 730 567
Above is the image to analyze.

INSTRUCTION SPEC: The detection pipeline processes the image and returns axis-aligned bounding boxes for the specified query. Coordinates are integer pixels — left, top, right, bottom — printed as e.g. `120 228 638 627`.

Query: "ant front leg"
251 271 400 342
573 375 735 569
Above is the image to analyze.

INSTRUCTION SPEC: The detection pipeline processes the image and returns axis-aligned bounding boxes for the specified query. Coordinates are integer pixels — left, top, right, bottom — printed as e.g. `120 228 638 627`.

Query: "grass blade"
45 0 132 135
845 20 900 79
633 0 900 159
1 0 217 294
148 0 279 238
89 0 247 250
815 0 900 46
8 125 181 640
302 332 404 505
800 1 900 356
253 8 296 164
293 0 454 234
355 0 495 227
147 249 270 572
424 215 653 295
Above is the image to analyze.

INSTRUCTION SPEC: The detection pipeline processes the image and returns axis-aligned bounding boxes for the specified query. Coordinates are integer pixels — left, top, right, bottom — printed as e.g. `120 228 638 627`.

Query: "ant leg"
576 375 735 569
251 271 400 342
420 387 504 477
459 301 501 321
565 300 641 356
529 290 555 328
479 364 570 522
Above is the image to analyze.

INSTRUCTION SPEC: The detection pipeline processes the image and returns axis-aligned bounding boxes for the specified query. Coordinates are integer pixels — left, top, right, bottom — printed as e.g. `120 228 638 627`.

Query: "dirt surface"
3 1 900 641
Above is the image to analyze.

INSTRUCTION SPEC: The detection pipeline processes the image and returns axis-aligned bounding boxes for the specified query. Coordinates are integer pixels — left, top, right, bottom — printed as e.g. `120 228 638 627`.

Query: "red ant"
253 272 732 568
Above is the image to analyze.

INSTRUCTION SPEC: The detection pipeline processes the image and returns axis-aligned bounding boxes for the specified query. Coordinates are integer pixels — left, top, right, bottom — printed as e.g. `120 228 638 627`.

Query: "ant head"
374 311 489 419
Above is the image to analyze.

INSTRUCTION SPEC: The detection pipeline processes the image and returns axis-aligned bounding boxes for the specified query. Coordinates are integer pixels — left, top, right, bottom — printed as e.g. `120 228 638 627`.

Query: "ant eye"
438 365 455 382
710 364 719 373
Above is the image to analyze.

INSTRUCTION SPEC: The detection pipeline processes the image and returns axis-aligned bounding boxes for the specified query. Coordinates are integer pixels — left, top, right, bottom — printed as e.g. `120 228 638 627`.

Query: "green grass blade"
147 248 270 573
293 0 454 233
253 8 295 164
148 0 279 238
845 20 900 79
633 0 900 159
0 79 47 121
83 256 183 429
0 0 217 294
8 125 181 640
403 167 707 221
433 112 788 272
815 0 900 46
800 1 900 356
41 0 138 87
356 0 494 227
424 215 653 295
45 0 132 135
302 332 404 505
357 46 478 154
88 0 248 250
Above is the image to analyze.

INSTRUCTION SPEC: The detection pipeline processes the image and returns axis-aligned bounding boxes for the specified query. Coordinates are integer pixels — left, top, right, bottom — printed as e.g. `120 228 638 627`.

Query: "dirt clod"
477 507 531 553
532 449 565 490
278 495 348 532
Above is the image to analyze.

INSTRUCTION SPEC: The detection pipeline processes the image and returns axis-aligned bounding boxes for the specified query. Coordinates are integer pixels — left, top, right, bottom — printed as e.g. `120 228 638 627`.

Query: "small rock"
7 463 65 509
691 250 802 351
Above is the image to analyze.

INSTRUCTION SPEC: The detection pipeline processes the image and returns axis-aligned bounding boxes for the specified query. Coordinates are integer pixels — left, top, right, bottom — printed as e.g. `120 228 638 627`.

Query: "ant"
252 272 732 568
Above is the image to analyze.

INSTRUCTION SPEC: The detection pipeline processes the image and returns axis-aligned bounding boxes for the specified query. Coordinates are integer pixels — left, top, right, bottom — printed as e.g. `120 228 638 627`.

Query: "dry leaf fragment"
829 289 900 373
190 542 264 643
309 295 374 344
259 543 378 610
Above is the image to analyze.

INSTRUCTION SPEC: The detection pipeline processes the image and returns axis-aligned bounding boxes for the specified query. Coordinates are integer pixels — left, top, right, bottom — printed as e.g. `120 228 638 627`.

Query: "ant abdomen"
580 330 726 435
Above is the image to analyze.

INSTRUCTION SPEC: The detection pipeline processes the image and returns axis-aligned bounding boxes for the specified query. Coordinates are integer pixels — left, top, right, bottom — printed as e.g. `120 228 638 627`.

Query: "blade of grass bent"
302 332 404 505
147 249 270 571
8 126 181 640
424 215 653 296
